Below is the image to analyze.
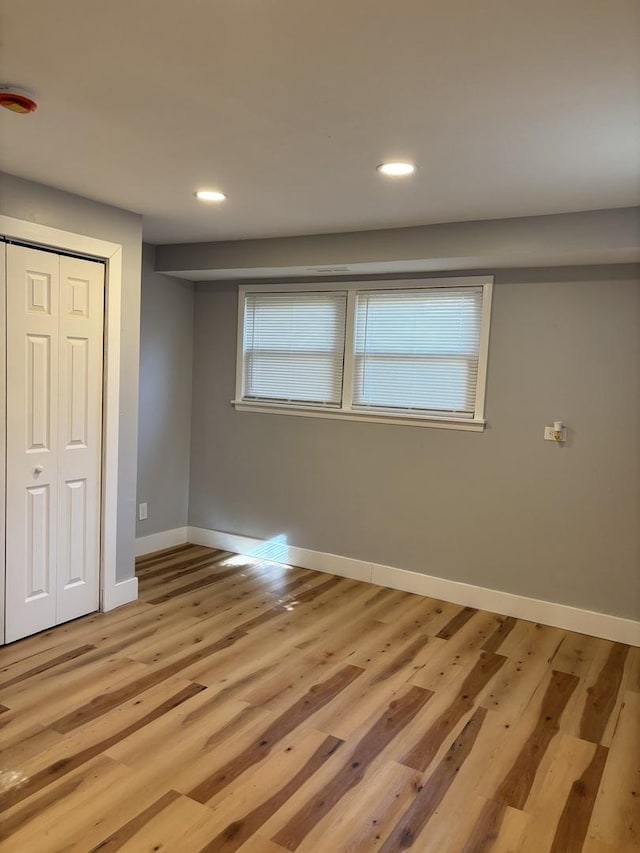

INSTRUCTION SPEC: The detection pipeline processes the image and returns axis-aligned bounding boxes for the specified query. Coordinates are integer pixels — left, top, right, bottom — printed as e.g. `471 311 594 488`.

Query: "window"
242 291 347 406
235 277 492 431
353 288 483 417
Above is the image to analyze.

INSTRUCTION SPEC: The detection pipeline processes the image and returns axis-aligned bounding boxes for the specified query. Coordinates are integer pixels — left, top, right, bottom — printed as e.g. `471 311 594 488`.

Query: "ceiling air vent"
307 266 350 274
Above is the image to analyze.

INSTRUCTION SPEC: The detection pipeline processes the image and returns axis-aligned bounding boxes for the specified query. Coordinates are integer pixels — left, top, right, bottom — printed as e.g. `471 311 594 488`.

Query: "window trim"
233 276 493 432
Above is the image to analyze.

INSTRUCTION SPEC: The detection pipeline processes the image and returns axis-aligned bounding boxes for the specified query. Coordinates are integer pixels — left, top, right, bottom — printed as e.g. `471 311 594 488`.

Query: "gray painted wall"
188 265 640 620
137 244 193 537
0 172 142 583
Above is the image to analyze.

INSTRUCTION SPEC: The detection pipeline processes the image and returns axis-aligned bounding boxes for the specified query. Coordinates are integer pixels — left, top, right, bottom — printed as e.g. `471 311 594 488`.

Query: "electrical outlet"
138 502 148 521
544 425 567 442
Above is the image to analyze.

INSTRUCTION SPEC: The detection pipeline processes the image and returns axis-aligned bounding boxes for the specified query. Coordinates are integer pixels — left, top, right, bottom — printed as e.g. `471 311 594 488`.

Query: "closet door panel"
56 255 104 623
6 245 59 642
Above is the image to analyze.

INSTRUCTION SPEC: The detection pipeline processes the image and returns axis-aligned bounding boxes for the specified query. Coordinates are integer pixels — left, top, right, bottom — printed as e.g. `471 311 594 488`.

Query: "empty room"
0 1 639 851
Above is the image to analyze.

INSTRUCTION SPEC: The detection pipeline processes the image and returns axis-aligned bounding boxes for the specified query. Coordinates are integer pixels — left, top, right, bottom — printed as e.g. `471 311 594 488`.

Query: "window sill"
231 401 486 432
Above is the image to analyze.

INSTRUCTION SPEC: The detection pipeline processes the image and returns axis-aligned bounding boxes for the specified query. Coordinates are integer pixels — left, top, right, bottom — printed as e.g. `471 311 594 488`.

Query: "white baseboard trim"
101 527 189 615
187 526 372 583
102 576 138 612
187 526 640 647
135 527 189 557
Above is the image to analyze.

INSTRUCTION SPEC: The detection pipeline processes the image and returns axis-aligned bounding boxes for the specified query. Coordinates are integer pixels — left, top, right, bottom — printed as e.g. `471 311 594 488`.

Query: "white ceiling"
1 0 639 244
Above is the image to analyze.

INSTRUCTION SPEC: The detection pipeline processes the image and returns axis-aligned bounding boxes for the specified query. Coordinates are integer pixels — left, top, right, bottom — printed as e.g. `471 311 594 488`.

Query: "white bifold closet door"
5 244 104 643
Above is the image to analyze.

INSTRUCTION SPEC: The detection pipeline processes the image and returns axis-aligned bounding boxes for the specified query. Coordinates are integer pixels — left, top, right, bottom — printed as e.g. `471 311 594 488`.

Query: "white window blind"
242 291 347 406
353 287 483 417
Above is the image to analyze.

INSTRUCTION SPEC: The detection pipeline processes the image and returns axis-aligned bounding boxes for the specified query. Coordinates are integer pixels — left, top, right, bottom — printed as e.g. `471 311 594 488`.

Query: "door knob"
33 465 44 476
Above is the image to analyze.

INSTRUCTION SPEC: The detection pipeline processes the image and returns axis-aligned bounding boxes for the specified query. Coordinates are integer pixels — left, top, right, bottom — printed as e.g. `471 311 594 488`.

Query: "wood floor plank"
137 558 236 600
0 543 633 852
586 690 640 851
491 669 579 809
407 610 506 696
249 577 385 654
480 637 563 720
20 676 206 776
578 642 630 744
551 631 613 680
48 631 241 733
0 600 151 668
127 573 319 666
134 542 196 568
295 760 421 853
182 580 371 687
105 691 272 782
0 682 205 812
88 788 182 851
582 840 629 853
624 645 640 692
198 733 344 852
188 664 363 805
290 589 412 659
0 657 150 740
146 564 263 604
272 684 432 850
456 798 529 853
303 640 442 742
0 755 134 851
136 551 221 585
0 642 95 688
136 546 226 576
237 838 289 853
273 687 431 850
550 743 609 853
497 618 565 664
173 570 322 627
239 646 373 719
0 723 64 769
138 558 297 607
379 707 488 852
342 602 457 672
402 650 505 772
96 792 215 853
436 605 478 639
482 615 519 653
504 735 599 852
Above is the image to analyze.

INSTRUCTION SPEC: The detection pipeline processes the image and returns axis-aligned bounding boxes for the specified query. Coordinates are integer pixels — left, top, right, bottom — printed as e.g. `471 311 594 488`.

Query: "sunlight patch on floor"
217 534 292 574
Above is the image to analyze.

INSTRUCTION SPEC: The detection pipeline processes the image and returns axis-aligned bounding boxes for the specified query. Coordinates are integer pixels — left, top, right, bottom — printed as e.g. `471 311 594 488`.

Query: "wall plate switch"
138 502 148 520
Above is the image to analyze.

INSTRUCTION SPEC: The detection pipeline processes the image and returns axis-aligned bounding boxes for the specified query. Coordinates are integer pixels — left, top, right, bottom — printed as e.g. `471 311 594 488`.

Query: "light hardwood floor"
0 544 638 852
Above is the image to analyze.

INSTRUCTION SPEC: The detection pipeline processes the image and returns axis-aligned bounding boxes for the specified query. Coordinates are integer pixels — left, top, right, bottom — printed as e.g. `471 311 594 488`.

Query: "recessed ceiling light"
377 161 416 177
195 190 227 202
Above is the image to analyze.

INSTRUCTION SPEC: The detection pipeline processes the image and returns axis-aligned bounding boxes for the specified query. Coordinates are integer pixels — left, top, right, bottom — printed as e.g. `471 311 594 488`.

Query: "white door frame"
0 215 134 644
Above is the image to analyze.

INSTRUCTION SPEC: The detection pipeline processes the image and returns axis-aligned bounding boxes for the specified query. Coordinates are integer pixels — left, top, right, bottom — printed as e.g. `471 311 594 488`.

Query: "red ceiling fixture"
0 85 38 114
